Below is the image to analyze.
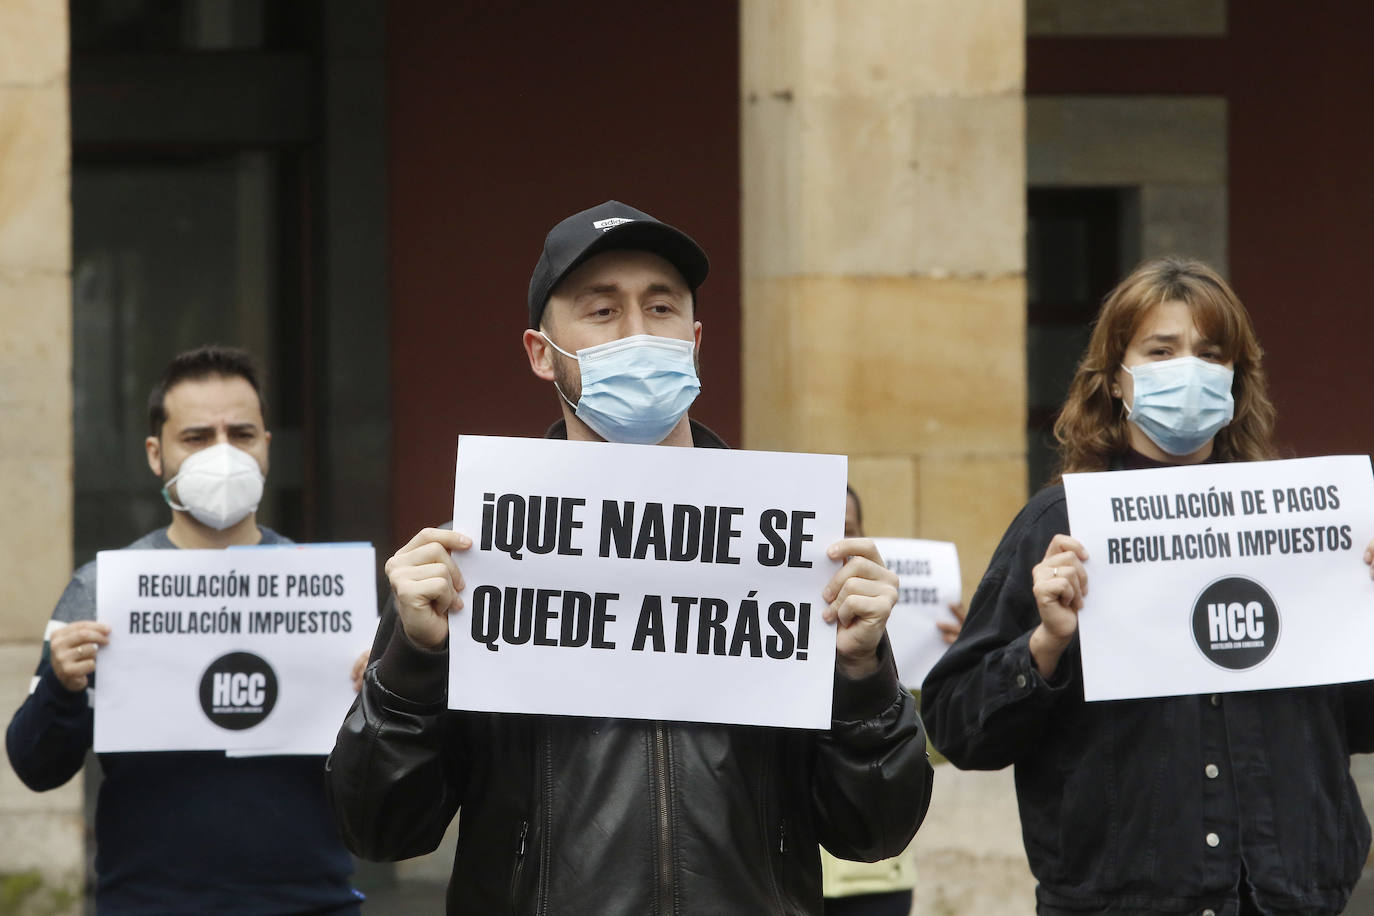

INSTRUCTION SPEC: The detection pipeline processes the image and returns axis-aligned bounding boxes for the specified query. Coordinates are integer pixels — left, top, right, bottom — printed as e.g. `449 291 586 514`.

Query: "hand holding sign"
385 528 472 650
95 544 376 753
1029 534 1089 679
939 603 966 644
1063 456 1374 701
50 620 112 692
351 649 370 692
822 538 899 678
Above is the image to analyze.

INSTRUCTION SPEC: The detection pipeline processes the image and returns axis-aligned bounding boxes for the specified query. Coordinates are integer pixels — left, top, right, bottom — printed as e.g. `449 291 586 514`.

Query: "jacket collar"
1110 447 1223 472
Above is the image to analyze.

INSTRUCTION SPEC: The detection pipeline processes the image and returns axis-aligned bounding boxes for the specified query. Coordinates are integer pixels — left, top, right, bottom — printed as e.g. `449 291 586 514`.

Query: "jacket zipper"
652 723 675 915
538 729 554 916
509 819 529 908
759 740 789 913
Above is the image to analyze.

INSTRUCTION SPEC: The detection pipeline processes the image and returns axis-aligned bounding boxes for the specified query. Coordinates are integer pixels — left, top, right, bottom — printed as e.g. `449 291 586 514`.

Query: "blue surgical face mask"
1123 356 1235 456
542 333 701 445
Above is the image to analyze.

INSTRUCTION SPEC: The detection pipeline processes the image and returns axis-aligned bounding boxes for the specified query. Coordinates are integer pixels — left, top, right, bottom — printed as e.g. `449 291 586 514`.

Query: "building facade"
2 1 1372 911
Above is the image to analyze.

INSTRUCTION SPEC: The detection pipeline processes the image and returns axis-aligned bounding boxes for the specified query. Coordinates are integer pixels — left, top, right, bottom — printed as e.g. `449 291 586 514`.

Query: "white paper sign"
450 435 847 728
870 538 961 688
1064 456 1374 701
94 544 376 754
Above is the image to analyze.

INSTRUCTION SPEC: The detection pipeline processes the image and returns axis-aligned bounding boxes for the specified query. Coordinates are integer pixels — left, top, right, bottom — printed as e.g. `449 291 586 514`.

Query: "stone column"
740 2 1034 909
0 2 79 911
741 0 1026 608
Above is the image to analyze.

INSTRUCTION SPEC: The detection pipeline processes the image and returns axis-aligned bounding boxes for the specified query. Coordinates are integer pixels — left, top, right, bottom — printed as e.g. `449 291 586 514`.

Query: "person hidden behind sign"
921 257 1374 914
326 201 935 915
4 345 368 914
817 484 956 916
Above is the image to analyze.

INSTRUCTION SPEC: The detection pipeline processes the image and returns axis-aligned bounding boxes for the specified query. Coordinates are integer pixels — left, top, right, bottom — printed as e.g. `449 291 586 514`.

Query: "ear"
1110 365 1129 400
523 328 557 382
146 436 163 477
693 319 703 353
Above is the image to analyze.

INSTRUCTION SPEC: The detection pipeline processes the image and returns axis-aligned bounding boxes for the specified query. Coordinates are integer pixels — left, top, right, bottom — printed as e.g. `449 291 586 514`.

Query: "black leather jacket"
327 423 933 914
922 482 1374 915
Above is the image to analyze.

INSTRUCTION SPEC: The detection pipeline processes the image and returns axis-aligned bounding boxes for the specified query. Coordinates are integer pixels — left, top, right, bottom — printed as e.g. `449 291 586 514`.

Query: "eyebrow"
178 422 259 437
577 280 687 299
1141 333 1220 347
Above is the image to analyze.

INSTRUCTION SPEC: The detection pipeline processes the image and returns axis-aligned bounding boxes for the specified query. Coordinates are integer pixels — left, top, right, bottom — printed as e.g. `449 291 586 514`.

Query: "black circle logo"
1191 576 1280 670
198 652 278 730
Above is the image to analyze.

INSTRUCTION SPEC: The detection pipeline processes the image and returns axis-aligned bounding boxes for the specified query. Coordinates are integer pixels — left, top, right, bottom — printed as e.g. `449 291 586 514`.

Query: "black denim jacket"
922 483 1374 915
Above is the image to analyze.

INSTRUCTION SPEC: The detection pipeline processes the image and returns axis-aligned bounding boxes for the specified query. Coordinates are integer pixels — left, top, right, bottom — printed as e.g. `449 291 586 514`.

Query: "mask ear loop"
541 331 581 412
161 477 190 512
1116 365 1136 417
553 382 579 412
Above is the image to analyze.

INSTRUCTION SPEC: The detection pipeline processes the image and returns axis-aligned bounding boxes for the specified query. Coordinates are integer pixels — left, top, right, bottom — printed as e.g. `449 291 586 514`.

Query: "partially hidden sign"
94 544 376 754
1063 455 1374 702
869 538 961 688
450 435 847 728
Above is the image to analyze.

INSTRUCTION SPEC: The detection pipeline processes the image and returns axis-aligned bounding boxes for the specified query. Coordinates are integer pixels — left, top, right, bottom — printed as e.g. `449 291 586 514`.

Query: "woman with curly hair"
922 257 1374 914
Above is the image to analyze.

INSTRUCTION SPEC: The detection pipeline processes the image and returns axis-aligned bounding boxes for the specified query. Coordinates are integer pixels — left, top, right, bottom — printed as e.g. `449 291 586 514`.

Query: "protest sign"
1064 455 1374 701
449 435 846 728
94 544 376 754
870 538 961 688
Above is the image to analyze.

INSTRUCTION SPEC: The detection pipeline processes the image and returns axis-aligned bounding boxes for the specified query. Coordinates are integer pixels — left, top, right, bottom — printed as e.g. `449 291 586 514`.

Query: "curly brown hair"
1052 257 1278 478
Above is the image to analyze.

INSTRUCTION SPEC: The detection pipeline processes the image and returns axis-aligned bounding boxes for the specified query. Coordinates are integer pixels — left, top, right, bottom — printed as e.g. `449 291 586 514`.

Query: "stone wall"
0 2 79 913
740 2 1035 910
1028 95 1229 274
740 0 1028 605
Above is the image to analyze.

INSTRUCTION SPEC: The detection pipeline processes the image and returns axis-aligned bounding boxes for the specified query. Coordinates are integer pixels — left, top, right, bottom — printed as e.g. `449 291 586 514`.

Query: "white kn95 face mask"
161 441 265 530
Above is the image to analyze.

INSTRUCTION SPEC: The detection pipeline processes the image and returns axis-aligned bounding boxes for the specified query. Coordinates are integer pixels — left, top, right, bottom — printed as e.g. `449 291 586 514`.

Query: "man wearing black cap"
327 202 933 914
522 200 712 449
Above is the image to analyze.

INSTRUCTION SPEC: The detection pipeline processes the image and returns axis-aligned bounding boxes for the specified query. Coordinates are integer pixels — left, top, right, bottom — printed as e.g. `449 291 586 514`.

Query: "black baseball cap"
527 200 710 329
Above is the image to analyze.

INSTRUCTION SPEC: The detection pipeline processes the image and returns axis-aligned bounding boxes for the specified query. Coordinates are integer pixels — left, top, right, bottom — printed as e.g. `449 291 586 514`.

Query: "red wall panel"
1227 0 1374 458
386 2 741 545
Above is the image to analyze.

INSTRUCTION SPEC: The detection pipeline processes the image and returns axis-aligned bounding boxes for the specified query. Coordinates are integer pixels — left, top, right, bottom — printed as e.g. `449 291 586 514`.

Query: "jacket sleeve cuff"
1006 628 1075 700
832 635 902 723
374 622 449 706
37 667 90 710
